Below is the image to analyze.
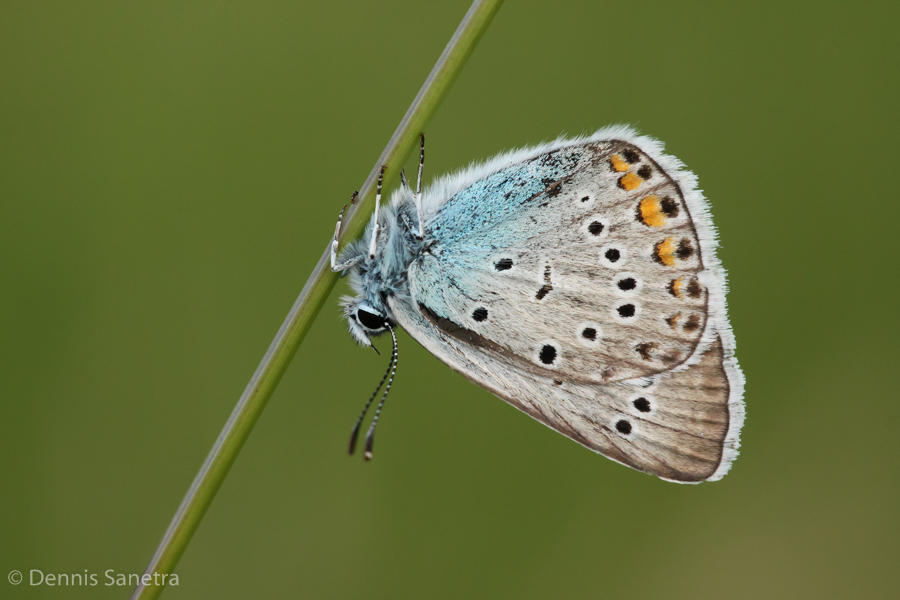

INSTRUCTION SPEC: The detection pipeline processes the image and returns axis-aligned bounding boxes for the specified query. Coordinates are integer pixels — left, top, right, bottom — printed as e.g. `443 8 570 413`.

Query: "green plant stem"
129 1 504 598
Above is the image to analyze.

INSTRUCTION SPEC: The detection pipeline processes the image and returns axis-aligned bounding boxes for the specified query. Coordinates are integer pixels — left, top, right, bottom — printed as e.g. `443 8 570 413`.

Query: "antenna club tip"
364 451 373 461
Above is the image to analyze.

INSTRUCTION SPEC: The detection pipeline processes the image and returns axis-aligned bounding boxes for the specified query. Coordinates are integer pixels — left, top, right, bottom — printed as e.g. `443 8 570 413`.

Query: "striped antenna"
414 133 425 239
368 166 386 259
364 326 398 460
348 332 394 455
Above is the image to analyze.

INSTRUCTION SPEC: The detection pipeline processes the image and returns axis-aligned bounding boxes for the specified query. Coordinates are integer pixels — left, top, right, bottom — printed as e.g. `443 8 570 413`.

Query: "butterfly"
330 126 745 483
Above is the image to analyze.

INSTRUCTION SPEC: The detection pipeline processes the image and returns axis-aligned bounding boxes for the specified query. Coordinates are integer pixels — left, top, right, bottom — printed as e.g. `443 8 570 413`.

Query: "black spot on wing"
621 148 640 164
686 278 703 298
633 397 651 412
539 344 557 364
617 304 636 318
535 286 552 301
535 264 553 300
683 313 702 333
617 277 636 291
495 258 513 271
660 196 679 218
677 238 695 260
588 221 605 235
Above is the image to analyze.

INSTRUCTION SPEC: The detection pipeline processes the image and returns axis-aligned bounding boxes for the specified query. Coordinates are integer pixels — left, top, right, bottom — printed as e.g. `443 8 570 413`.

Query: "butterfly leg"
414 133 426 239
331 192 363 272
367 166 386 259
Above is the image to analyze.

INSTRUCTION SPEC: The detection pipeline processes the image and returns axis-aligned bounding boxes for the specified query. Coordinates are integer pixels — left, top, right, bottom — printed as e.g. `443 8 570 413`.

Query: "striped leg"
331 192 363 272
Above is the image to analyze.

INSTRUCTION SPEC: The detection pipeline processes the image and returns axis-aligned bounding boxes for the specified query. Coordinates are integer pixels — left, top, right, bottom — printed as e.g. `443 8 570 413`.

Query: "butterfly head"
343 299 396 348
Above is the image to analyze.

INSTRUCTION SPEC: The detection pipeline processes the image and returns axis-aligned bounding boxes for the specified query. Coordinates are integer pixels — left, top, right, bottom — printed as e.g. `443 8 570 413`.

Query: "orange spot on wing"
654 237 677 266
669 276 684 298
610 154 630 172
619 172 642 191
639 195 667 227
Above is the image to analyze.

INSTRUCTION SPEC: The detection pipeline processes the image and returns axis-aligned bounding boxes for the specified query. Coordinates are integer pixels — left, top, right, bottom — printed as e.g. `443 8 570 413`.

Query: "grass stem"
129 1 504 598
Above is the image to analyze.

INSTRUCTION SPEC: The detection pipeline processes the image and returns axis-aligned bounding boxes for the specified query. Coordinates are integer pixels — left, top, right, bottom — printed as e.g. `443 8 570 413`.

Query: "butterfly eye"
356 308 387 330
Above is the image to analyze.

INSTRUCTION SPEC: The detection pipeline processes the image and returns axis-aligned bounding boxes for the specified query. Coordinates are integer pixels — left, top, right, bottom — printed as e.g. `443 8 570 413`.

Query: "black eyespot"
617 277 636 291
686 278 702 298
684 313 702 332
660 196 679 218
616 419 632 434
539 344 557 365
621 149 640 163
605 248 621 262
356 308 387 330
677 238 695 260
617 304 636 318
495 258 513 271
582 327 597 341
472 307 488 322
588 221 605 235
637 165 652 179
633 397 651 413
581 196 590 203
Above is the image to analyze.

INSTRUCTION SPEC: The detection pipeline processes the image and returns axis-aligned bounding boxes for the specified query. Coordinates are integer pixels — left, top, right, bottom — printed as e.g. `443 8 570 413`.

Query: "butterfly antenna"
414 133 425 239
348 334 394 455
364 326 398 461
368 166 386 259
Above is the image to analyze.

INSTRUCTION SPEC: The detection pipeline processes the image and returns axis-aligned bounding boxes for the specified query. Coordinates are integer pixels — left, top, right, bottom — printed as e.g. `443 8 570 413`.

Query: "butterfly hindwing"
393 285 739 482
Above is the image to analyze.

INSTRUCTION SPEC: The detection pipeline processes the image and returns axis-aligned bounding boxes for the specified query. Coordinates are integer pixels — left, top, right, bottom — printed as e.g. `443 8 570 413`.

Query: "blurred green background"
2 1 898 598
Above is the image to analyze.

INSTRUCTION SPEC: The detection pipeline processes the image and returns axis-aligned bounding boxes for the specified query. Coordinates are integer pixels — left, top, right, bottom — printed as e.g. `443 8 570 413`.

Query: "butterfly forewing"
412 140 709 384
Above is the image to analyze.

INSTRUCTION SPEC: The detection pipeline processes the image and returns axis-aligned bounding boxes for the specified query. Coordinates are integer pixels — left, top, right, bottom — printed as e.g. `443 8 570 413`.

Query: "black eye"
356 308 387 330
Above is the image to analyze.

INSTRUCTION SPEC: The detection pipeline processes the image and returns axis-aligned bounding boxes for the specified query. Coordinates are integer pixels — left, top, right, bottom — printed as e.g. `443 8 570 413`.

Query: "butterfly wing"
391 293 739 481
413 134 714 384
395 129 744 481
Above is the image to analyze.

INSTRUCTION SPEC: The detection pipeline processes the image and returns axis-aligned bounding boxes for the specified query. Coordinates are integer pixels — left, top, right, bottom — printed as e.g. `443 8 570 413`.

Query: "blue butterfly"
331 127 744 483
